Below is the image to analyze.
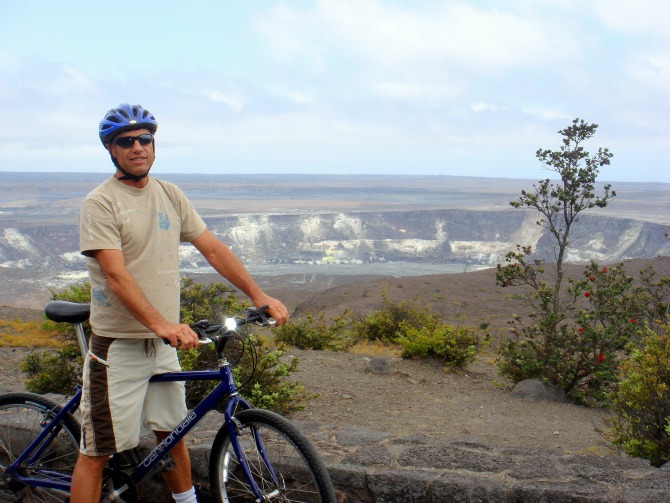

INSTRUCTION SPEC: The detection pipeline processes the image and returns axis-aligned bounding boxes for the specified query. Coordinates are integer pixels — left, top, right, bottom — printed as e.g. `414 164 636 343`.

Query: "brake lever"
252 305 276 327
191 320 219 344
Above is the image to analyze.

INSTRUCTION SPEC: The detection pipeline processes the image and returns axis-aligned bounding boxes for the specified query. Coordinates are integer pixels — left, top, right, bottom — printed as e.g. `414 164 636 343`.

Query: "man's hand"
255 295 290 326
155 323 200 350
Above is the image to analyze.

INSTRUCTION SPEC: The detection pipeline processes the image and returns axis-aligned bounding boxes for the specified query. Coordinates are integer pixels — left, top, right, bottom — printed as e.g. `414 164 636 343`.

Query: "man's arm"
191 230 289 325
91 249 199 348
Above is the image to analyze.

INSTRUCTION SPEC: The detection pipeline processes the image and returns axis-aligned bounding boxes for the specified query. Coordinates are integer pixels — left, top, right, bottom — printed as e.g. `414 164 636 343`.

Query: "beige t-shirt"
80 177 207 338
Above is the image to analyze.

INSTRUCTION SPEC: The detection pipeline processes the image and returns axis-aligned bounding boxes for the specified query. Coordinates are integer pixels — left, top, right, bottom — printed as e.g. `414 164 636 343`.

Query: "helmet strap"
110 154 151 182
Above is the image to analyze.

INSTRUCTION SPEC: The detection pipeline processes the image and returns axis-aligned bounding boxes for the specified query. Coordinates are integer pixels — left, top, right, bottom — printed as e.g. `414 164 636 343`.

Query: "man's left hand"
257 295 289 326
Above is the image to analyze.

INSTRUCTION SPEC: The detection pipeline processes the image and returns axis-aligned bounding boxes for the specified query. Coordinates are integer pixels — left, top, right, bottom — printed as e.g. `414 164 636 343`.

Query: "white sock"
172 486 197 503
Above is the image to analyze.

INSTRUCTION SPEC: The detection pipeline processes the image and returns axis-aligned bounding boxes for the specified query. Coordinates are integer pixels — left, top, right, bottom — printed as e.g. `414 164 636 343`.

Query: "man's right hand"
155 323 200 350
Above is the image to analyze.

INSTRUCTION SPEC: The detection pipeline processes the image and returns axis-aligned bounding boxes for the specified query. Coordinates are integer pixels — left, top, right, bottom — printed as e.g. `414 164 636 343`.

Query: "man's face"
107 128 155 178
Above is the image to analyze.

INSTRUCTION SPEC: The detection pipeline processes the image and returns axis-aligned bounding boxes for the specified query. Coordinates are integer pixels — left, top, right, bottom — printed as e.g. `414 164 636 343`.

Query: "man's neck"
115 172 150 188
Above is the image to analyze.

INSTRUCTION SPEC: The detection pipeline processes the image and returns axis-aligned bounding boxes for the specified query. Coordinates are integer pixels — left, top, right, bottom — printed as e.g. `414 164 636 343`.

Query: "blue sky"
0 0 668 182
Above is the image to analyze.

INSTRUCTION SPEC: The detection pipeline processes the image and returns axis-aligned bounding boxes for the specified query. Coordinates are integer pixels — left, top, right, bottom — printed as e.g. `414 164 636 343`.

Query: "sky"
0 0 668 182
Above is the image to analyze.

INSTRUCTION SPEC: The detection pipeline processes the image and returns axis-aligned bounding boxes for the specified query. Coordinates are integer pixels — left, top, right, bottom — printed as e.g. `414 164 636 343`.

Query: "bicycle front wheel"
0 392 81 502
209 408 335 503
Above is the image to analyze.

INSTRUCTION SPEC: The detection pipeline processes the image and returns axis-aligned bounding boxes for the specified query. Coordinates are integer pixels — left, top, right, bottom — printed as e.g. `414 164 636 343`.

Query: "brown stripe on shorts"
86 335 116 454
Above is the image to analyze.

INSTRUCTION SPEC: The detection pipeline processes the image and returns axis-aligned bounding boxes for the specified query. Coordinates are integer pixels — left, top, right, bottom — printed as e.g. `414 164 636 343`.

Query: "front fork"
223 398 282 501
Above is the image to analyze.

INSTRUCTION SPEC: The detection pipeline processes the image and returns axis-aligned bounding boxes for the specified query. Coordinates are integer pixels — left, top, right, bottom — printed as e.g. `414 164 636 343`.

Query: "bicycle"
0 301 336 502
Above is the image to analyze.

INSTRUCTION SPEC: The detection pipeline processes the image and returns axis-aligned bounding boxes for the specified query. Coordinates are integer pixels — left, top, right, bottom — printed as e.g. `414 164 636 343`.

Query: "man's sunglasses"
112 134 154 149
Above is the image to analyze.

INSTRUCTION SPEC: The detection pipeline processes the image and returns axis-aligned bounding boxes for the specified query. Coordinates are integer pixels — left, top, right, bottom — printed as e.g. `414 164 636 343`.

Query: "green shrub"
21 347 81 395
496 319 622 405
496 260 669 404
182 329 311 415
49 280 91 304
496 336 545 383
178 278 245 324
348 288 480 367
353 289 438 344
397 323 478 367
234 334 311 414
273 311 352 351
604 326 670 467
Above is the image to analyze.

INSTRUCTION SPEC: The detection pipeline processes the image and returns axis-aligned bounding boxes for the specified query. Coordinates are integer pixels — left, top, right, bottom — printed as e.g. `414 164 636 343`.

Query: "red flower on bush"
598 353 604 363
630 318 637 324
589 275 596 281
577 327 584 333
584 291 591 298
601 267 609 273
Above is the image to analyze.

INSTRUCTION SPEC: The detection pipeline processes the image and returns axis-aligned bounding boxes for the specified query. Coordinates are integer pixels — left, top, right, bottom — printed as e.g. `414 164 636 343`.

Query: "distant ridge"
1 171 668 309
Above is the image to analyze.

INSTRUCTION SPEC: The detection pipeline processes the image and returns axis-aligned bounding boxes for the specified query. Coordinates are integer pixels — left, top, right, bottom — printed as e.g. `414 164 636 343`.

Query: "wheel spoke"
209 409 335 503
0 394 80 503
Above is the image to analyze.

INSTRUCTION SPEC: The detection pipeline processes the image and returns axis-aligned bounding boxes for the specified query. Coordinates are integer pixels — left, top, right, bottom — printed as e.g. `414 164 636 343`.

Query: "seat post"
74 323 88 356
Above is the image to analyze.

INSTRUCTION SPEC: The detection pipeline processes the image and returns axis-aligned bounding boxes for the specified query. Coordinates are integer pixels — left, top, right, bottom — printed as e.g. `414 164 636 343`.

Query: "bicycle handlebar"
188 305 274 342
42 300 274 351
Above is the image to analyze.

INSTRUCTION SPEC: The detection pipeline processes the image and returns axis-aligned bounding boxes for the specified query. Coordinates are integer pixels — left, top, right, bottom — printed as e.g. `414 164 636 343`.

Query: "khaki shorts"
79 335 187 456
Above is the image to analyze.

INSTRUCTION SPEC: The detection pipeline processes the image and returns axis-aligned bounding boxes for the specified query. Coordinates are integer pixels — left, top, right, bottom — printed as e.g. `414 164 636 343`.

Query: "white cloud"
249 0 589 126
471 102 506 113
42 65 98 97
521 108 572 122
203 89 247 112
624 51 670 91
591 0 670 35
373 80 462 101
257 0 562 71
284 91 316 106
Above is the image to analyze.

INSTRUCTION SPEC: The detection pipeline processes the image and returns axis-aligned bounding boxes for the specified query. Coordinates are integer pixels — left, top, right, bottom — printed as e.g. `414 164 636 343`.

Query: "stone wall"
140 412 670 502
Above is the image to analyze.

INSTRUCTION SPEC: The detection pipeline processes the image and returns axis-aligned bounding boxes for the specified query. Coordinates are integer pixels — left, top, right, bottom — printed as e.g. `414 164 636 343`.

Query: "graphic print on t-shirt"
92 287 111 307
158 210 171 230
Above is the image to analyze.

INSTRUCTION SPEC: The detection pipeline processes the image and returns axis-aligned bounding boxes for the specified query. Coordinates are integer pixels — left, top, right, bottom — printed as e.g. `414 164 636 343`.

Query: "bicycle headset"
99 103 158 182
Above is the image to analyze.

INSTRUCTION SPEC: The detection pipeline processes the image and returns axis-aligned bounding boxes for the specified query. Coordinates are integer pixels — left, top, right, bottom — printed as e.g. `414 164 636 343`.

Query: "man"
72 103 289 503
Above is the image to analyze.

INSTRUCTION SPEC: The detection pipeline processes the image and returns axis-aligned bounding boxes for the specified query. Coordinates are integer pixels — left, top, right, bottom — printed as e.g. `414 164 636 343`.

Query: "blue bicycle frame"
6 362 277 501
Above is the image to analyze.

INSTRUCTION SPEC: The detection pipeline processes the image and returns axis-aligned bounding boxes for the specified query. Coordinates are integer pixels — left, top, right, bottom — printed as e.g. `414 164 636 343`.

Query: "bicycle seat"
44 301 90 324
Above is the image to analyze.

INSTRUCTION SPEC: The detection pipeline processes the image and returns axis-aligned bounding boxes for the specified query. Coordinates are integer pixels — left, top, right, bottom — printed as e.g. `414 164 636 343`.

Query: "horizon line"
0 170 667 185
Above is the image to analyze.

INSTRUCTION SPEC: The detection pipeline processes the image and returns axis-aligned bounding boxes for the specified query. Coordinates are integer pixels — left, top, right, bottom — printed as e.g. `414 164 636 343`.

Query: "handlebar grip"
243 305 271 325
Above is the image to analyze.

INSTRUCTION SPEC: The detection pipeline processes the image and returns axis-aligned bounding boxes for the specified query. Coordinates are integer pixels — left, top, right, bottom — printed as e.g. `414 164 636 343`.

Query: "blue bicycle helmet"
99 103 158 145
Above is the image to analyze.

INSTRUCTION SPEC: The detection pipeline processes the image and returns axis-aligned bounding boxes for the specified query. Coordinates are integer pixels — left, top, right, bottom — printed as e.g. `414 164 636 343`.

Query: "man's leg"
70 453 109 503
149 344 197 500
154 431 194 494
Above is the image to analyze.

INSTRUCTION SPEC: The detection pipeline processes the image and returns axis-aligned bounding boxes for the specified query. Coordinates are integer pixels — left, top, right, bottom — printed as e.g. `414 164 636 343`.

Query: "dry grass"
347 340 402 357
0 319 60 348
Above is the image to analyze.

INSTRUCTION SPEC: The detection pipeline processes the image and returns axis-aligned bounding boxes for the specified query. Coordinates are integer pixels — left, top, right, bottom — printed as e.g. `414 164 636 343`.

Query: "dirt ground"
269 257 670 457
287 348 612 455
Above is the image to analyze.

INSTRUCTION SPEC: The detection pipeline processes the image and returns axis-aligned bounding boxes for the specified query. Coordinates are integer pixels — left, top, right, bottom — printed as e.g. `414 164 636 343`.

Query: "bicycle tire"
0 392 81 502
209 408 336 503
